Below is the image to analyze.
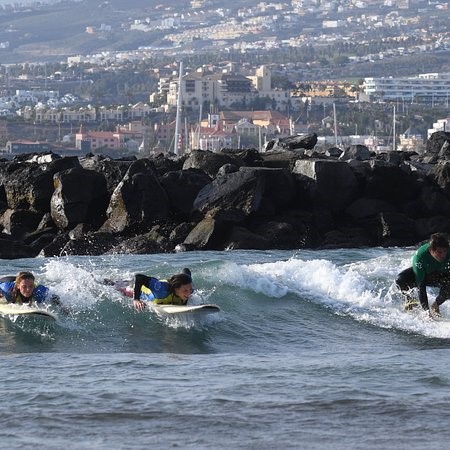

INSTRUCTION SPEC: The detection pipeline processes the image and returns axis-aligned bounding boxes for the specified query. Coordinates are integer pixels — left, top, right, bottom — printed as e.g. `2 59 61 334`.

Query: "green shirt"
412 242 450 285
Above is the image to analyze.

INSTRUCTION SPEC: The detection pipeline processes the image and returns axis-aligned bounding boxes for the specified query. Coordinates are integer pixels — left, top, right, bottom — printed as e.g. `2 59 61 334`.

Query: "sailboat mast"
174 61 183 156
333 103 338 147
197 103 202 150
392 105 396 152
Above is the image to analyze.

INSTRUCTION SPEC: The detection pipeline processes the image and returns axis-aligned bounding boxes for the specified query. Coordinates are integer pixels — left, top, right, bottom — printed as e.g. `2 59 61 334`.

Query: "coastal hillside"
0 0 448 77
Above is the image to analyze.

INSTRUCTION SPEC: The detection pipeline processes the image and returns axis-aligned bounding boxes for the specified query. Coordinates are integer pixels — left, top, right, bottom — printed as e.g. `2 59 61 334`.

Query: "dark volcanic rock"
339 144 371 161
0 156 81 213
426 131 450 155
51 167 109 230
193 167 295 219
265 133 318 152
101 158 170 233
2 130 450 259
183 150 241 178
160 168 211 216
80 155 133 196
0 208 43 238
0 237 37 259
293 159 359 213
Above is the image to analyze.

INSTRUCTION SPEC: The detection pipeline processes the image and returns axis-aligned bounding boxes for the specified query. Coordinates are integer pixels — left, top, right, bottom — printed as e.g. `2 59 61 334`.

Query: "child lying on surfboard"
132 268 193 311
104 269 193 311
0 271 61 307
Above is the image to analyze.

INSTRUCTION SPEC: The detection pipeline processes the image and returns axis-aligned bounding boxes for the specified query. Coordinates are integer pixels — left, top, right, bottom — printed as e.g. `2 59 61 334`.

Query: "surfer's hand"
133 299 146 311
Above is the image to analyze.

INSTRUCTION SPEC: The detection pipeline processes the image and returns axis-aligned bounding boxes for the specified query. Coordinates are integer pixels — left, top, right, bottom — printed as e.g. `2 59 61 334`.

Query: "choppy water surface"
1 248 450 449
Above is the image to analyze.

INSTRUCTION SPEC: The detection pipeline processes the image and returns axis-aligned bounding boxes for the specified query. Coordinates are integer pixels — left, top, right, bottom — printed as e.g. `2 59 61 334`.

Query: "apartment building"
364 73 450 104
163 65 292 112
166 69 257 112
98 106 125 122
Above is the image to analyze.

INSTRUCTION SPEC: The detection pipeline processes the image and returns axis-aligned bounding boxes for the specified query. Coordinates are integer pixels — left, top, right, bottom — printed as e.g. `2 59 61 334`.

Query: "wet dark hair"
167 271 192 294
430 232 449 251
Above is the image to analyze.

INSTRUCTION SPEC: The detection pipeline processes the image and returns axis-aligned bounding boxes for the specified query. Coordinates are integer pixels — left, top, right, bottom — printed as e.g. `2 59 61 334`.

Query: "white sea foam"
223 254 450 339
41 259 104 309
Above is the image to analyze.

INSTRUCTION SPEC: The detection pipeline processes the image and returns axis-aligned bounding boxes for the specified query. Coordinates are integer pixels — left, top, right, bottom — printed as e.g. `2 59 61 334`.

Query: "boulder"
59 231 121 256
414 216 450 241
261 151 304 169
428 162 450 197
376 211 417 243
150 153 185 176
80 154 133 196
363 161 421 206
224 226 269 250
265 133 317 151
182 216 229 250
418 186 450 217
345 197 397 220
339 144 371 161
325 147 343 158
426 131 450 155
107 226 170 254
160 168 211 215
221 148 264 166
293 159 359 213
0 208 43 238
320 227 374 249
0 237 37 259
24 227 58 253
193 167 295 218
101 158 170 233
0 156 81 213
50 167 109 230
217 163 239 177
39 232 71 257
183 150 241 178
253 220 306 249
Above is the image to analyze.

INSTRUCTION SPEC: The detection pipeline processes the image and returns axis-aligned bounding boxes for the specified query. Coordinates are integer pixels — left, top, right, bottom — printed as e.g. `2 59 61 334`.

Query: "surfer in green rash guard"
396 232 450 317
132 268 193 311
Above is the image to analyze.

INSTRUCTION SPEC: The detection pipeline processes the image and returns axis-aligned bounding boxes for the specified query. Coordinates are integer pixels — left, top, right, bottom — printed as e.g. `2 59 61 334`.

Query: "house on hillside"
75 126 137 153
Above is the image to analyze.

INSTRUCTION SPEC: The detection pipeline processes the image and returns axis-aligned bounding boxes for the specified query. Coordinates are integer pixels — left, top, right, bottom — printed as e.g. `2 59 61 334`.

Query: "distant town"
0 0 448 157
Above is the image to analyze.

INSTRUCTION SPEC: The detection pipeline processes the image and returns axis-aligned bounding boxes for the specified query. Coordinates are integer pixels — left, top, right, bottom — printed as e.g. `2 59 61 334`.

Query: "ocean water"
0 0 59 5
1 248 450 449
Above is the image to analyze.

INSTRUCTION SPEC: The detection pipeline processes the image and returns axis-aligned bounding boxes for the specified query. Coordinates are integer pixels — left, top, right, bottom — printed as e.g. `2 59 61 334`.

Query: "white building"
163 65 290 112
166 71 257 111
364 73 450 104
427 117 450 138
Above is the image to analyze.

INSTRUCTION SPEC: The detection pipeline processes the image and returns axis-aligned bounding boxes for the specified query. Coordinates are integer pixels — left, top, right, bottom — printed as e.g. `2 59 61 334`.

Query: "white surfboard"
0 302 57 321
150 303 220 315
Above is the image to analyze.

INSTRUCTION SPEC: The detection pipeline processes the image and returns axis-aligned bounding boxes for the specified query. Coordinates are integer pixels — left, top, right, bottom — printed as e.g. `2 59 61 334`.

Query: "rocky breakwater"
1 131 450 259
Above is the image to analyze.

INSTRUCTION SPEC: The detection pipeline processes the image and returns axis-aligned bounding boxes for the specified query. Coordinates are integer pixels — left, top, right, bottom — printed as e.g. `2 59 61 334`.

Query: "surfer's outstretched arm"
133 274 150 311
